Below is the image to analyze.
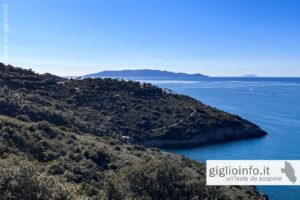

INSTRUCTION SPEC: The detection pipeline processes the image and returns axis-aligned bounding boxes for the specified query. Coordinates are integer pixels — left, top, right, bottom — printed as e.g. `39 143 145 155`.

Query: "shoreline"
142 127 267 149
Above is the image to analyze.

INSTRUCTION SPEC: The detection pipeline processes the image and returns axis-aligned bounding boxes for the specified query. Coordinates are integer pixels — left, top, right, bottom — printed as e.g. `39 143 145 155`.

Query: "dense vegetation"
0 63 266 146
0 63 267 199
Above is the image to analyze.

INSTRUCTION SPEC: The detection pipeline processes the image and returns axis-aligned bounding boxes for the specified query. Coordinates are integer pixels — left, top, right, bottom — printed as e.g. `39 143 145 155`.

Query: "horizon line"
2 62 300 78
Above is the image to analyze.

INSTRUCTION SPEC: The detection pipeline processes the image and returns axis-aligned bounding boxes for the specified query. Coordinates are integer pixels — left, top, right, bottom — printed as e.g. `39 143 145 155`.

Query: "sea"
133 77 300 200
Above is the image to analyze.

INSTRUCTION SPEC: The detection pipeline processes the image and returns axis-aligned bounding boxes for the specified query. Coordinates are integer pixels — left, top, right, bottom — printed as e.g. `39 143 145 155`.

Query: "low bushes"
0 156 73 200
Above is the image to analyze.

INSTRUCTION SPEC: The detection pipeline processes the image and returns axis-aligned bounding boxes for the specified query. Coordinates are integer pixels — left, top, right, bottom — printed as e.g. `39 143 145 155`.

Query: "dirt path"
151 107 197 132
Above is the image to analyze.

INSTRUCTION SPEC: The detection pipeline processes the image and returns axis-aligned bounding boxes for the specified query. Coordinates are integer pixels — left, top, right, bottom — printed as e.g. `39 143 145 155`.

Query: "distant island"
242 74 259 78
86 69 209 78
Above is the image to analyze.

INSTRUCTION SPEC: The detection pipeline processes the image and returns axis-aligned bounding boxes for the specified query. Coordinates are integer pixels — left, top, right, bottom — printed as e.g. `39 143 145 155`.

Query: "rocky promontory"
0 63 268 199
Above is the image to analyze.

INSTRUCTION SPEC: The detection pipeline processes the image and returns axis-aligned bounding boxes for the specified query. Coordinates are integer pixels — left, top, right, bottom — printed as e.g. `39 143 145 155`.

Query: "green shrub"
101 159 225 200
0 156 73 200
16 115 31 122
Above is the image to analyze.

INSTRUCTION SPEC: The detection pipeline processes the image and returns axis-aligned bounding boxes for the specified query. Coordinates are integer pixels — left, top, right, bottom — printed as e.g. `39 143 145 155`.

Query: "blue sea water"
139 77 300 200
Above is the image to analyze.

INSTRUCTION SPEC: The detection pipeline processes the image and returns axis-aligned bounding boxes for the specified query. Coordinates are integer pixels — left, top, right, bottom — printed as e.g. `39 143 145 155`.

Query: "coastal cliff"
0 63 266 148
143 125 266 148
0 63 267 199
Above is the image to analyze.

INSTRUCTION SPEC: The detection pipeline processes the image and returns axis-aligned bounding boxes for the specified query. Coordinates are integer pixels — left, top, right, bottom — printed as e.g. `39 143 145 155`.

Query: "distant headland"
85 69 209 78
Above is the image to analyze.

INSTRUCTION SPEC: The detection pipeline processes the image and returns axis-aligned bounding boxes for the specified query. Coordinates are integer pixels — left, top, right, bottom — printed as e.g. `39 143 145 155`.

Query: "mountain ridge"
86 69 209 78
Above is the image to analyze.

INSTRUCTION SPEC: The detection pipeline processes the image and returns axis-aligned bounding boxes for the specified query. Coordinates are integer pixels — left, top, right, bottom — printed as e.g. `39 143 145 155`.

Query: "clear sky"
1 0 300 76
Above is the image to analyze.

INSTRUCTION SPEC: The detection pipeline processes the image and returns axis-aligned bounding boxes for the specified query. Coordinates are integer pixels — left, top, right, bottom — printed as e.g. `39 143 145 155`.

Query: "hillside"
0 64 266 148
85 69 209 78
0 63 267 199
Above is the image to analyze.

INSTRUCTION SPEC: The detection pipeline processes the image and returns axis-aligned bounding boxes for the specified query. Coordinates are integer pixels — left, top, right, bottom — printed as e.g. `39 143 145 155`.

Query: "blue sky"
1 0 300 76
